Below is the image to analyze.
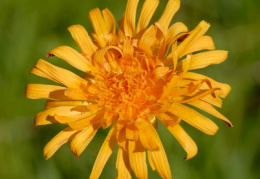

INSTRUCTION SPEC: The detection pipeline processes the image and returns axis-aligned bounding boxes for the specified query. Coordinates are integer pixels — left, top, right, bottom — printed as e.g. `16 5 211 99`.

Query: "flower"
26 0 232 178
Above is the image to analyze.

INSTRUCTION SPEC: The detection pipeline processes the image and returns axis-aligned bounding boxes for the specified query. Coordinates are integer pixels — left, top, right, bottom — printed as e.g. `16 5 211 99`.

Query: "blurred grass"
0 0 260 178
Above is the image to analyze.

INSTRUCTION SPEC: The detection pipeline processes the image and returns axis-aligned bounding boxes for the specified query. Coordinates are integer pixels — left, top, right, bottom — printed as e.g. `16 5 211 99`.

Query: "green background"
1 0 260 178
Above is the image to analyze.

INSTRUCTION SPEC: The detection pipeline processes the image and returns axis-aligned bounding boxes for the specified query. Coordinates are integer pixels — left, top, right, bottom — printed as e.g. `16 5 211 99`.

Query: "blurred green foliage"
0 0 260 178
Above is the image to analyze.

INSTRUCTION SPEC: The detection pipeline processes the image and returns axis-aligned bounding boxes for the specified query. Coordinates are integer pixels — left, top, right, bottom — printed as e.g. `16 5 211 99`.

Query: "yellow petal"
54 110 97 124
88 8 109 47
34 106 80 126
202 95 223 108
177 50 228 71
26 84 69 100
68 109 104 130
70 124 99 157
116 147 132 179
157 0 180 34
135 118 159 150
47 46 97 73
169 103 219 135
68 24 97 58
183 36 215 54
128 140 148 179
33 59 87 88
64 87 90 100
182 72 231 98
138 25 157 55
176 20 210 58
180 88 219 104
165 123 197 160
30 67 59 83
45 100 91 109
90 124 117 179
188 100 233 127
102 8 116 34
155 112 180 124
147 133 171 179
136 0 159 37
44 127 78 159
123 0 139 37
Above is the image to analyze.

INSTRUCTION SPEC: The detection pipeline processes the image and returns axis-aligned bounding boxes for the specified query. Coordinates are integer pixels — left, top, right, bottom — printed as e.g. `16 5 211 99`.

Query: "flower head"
26 0 232 178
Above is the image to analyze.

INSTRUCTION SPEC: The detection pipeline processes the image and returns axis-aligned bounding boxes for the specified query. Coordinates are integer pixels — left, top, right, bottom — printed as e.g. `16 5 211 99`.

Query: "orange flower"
26 0 232 178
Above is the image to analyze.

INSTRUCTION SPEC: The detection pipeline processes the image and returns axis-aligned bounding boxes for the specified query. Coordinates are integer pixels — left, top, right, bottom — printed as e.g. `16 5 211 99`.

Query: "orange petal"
26 84 69 100
90 124 117 179
33 59 87 88
169 103 219 135
70 124 100 157
147 132 171 179
116 147 132 179
165 123 197 160
188 100 233 127
161 75 179 99
135 118 159 150
123 0 139 37
68 24 98 58
136 0 159 37
157 0 180 34
128 140 148 179
44 127 78 159
152 66 169 81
